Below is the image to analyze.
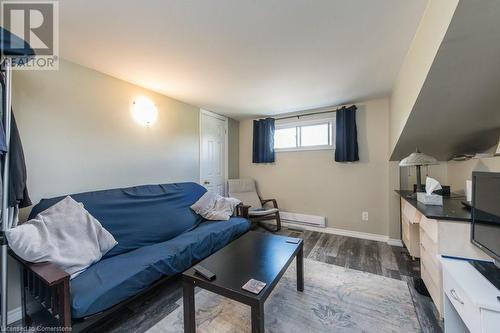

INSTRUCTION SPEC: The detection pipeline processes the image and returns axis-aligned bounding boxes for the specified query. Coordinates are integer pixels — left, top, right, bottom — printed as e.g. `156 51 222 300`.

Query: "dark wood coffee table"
182 231 304 333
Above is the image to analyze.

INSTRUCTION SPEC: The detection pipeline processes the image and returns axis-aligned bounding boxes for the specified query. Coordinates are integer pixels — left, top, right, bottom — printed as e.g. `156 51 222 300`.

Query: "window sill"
275 146 334 153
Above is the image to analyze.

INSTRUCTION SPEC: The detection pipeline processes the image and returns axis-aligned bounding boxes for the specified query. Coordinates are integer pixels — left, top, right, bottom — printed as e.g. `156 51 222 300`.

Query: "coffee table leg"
251 302 264 333
297 245 304 292
183 280 196 333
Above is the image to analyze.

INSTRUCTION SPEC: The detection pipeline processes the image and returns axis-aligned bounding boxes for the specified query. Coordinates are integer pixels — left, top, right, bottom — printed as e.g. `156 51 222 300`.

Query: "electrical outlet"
362 212 369 221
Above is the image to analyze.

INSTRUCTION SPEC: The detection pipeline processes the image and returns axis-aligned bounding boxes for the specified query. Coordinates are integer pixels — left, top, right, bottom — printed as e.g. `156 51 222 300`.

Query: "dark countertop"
395 190 471 222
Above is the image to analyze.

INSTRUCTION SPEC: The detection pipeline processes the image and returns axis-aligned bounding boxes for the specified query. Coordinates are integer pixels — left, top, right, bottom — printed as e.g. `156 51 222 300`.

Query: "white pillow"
191 191 241 221
6 196 117 279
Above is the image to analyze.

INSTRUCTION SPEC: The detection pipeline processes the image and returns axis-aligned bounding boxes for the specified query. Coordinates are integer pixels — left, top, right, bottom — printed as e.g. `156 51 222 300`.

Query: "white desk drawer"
414 210 423 224
402 215 420 258
443 268 480 332
420 225 438 259
422 261 443 315
402 225 410 250
401 198 422 224
402 216 410 240
481 309 500 333
441 256 500 333
420 241 441 287
420 215 438 243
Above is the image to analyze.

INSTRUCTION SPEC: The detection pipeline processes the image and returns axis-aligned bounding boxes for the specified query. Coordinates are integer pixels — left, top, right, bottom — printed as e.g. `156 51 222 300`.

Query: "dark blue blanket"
29 182 251 318
71 217 250 318
30 183 207 259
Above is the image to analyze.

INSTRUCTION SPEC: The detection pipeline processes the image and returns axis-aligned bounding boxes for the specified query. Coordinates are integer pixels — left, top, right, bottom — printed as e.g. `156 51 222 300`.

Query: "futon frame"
9 208 250 332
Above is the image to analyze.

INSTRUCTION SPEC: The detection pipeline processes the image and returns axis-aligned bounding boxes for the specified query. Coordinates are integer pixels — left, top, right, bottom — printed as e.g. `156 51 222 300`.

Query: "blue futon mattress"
70 217 250 318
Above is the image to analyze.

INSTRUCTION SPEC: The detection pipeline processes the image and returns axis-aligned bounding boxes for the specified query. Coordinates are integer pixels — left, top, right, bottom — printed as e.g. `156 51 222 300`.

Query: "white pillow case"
191 191 241 221
6 196 117 279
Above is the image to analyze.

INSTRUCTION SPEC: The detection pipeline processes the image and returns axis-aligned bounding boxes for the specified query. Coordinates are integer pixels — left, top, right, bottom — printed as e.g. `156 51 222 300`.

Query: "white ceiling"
59 0 427 119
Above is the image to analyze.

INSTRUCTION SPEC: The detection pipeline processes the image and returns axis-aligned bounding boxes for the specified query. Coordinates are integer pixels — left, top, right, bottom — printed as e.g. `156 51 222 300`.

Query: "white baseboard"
387 238 404 247
278 221 402 246
7 306 22 324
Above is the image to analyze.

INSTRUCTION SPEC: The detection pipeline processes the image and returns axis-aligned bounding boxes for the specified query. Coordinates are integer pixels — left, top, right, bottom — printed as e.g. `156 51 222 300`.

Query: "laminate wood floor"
47 226 446 332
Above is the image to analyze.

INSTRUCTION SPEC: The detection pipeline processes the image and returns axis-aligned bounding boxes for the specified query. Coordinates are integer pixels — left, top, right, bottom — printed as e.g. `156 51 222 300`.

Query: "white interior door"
200 110 228 195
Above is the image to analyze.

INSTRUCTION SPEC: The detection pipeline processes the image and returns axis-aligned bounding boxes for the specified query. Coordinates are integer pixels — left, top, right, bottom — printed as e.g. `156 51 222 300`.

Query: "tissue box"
417 192 443 206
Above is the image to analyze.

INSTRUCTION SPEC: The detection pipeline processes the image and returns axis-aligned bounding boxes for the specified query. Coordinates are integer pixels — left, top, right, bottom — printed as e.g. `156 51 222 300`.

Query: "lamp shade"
399 150 438 167
132 97 158 127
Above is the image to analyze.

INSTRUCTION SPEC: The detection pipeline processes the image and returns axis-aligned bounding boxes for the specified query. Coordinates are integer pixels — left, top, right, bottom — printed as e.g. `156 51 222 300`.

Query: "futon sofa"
11 182 250 330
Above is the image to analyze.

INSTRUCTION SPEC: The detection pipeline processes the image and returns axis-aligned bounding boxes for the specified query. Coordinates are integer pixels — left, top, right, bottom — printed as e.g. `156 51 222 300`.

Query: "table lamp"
399 149 438 192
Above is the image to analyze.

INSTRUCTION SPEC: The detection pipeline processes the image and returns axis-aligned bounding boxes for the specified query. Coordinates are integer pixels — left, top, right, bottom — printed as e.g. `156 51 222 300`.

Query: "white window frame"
274 116 336 152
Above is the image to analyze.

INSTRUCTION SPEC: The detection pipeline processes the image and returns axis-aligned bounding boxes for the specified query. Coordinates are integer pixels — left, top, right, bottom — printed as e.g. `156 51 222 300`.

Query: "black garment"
335 105 359 162
0 74 31 208
0 108 6 154
252 118 275 163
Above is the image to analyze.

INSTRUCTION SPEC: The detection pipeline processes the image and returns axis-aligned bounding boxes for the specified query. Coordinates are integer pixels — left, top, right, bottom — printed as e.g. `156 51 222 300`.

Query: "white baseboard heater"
280 211 326 228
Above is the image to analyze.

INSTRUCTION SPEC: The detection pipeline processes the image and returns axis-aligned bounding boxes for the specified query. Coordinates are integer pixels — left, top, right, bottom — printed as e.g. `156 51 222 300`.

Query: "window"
274 117 335 152
274 127 297 149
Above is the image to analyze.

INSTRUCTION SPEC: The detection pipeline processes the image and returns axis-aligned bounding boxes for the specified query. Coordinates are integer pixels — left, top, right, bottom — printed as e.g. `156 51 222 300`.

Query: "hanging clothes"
0 115 6 154
0 75 6 155
0 73 31 208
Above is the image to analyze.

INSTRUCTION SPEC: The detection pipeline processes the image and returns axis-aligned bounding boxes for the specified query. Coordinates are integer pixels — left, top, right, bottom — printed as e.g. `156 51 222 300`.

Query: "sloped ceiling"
391 0 500 161
58 0 427 118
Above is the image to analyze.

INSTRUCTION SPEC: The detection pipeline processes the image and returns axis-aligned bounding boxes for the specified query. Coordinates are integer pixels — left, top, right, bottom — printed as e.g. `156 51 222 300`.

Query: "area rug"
147 259 421 333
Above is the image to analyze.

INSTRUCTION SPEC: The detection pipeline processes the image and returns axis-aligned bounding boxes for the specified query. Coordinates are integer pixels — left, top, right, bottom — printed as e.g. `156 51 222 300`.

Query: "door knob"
203 180 210 185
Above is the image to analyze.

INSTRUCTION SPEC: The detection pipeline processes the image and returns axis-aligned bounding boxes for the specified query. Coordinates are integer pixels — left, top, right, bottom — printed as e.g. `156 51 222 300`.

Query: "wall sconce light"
132 96 158 127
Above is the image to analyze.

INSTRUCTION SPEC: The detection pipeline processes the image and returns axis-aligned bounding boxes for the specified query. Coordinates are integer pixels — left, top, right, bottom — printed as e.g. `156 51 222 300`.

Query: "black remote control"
194 265 216 280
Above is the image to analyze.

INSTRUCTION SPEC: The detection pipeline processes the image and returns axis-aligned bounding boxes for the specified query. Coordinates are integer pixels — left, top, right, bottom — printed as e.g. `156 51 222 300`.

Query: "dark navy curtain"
252 118 275 163
335 105 359 162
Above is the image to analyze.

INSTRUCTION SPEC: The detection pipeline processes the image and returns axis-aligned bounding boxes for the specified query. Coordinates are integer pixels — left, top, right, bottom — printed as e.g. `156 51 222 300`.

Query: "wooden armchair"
228 179 281 232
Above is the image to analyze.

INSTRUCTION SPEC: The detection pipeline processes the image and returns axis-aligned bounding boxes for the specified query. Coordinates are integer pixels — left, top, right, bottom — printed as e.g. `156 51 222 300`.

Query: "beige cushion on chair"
248 208 279 216
227 179 262 209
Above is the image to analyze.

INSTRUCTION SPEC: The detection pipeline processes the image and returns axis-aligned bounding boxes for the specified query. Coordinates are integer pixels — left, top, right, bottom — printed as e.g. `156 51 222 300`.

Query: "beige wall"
398 155 500 194
400 162 448 191
447 156 500 193
228 118 239 179
4 59 234 313
240 98 392 237
14 60 201 204
389 0 458 154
